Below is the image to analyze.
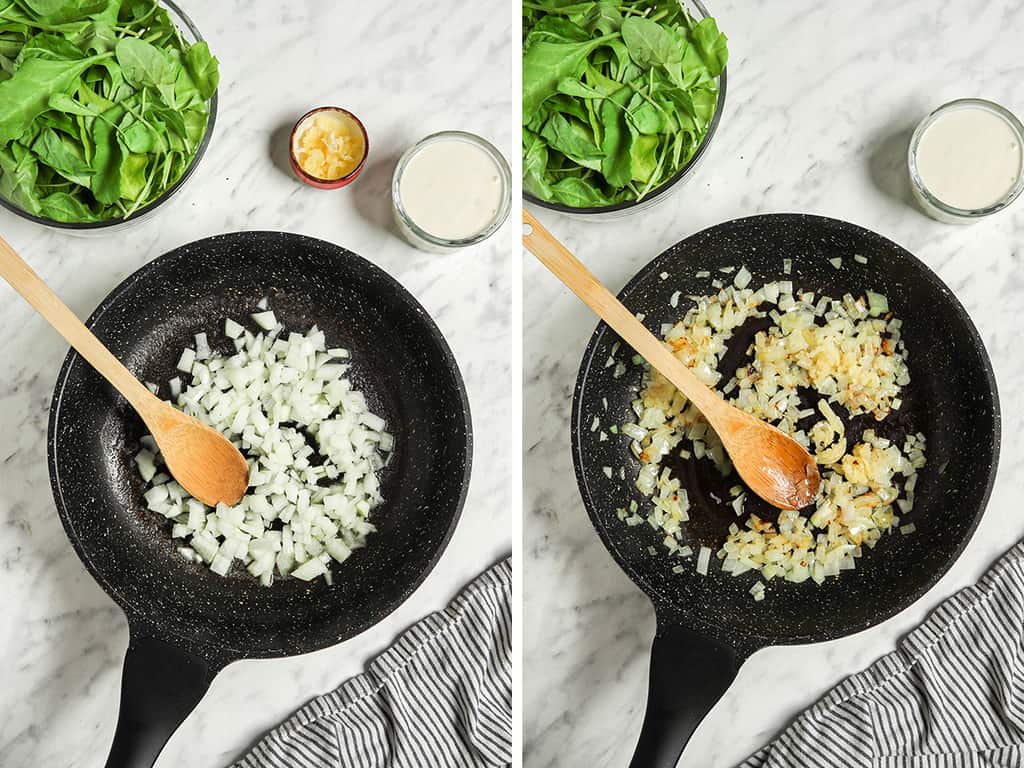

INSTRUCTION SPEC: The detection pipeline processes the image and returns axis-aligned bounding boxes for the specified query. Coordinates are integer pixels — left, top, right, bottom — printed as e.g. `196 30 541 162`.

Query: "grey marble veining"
524 1 1024 766
0 2 517 766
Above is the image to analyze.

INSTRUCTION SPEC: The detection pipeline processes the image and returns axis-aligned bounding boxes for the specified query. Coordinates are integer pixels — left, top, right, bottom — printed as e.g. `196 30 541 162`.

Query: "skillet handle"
104 633 218 768
629 622 750 768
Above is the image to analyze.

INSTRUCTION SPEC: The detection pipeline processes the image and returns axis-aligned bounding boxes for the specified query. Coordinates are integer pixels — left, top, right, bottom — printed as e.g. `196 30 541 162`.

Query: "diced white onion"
734 266 752 290
134 450 157 482
137 303 391 586
194 332 211 360
224 318 244 338
251 310 277 331
176 348 195 373
696 546 711 575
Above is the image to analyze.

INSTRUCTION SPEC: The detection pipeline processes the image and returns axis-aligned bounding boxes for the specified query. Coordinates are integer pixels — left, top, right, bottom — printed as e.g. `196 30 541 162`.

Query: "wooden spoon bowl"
0 234 248 507
523 209 820 510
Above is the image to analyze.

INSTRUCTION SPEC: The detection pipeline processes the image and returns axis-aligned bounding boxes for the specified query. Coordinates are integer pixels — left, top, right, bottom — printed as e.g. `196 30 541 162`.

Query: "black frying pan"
46 231 472 767
570 214 999 767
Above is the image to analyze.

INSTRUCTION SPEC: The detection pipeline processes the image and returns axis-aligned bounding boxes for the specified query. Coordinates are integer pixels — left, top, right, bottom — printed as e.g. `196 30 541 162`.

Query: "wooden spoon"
523 209 820 510
0 235 249 507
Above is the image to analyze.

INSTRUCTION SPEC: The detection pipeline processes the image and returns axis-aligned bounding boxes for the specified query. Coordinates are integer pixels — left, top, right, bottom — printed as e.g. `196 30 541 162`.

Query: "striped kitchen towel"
740 541 1024 767
234 558 512 768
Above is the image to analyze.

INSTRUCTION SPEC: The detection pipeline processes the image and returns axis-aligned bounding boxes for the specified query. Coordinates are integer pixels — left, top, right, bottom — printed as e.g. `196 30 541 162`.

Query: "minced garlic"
293 111 365 181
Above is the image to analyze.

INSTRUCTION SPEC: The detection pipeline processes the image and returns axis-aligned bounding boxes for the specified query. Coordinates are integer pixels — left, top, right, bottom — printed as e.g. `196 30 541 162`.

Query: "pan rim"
571 212 1001 648
47 230 473 660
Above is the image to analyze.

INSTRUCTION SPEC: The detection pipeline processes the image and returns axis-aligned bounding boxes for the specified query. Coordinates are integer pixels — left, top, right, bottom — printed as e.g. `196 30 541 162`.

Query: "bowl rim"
0 0 218 230
522 0 727 215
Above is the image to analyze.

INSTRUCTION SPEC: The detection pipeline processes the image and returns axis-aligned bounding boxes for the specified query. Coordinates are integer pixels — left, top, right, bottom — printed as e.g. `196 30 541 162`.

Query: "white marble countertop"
0 2 517 766
525 1 1024 766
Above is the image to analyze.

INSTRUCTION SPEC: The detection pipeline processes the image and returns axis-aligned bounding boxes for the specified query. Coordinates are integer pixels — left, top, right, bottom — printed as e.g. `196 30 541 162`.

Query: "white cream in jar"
909 99 1024 223
392 132 511 252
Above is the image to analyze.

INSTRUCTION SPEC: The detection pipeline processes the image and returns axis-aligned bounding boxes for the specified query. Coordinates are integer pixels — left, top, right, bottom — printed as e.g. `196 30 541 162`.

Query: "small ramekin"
908 98 1024 224
289 107 369 189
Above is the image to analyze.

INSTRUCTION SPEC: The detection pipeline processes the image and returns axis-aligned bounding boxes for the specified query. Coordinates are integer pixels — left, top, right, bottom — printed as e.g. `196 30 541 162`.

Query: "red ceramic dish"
289 107 369 189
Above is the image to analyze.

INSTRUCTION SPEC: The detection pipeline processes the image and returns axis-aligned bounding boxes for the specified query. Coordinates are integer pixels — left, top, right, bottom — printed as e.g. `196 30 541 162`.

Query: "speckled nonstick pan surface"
570 214 999 767
47 231 471 768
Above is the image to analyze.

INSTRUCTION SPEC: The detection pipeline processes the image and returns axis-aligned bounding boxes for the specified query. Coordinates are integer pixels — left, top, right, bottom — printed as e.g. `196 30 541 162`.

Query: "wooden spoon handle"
0 234 154 413
522 209 720 415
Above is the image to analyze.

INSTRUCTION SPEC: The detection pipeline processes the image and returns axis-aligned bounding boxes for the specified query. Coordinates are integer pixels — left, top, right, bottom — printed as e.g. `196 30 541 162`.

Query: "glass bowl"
907 98 1024 225
0 0 218 233
522 0 727 220
392 131 512 253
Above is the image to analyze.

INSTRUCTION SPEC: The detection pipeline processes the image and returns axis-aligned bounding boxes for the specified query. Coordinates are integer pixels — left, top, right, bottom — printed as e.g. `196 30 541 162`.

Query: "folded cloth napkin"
740 542 1024 768
234 558 512 768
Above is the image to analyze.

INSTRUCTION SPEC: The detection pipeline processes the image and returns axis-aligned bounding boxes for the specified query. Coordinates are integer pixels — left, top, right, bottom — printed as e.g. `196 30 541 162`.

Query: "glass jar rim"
392 131 512 248
908 97 1024 220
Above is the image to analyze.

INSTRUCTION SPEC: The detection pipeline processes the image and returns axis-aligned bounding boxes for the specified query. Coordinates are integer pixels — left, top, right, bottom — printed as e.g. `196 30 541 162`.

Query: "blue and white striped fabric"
741 541 1024 767
234 558 512 768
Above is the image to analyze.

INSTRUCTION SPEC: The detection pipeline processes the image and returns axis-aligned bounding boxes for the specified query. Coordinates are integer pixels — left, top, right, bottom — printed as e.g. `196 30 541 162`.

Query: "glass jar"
392 131 512 253
908 98 1024 224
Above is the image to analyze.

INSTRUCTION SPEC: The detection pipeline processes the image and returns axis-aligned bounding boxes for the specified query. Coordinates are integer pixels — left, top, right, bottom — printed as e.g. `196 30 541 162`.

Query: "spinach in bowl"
0 0 219 224
523 0 727 209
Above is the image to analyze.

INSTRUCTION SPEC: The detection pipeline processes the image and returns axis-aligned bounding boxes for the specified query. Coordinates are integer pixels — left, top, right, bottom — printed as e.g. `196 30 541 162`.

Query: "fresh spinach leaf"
691 17 727 76
540 112 603 171
620 17 682 68
182 109 206 146
118 146 149 201
0 143 40 213
691 88 716 126
47 91 97 116
120 116 158 153
14 32 84 64
115 37 176 106
599 83 632 187
523 128 552 200
581 2 622 35
31 127 92 184
625 91 664 135
0 52 109 143
549 176 614 207
39 189 91 221
17 0 117 26
628 132 660 183
68 21 116 54
88 105 121 203
526 16 591 45
556 76 607 100
523 33 618 122
183 40 218 100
